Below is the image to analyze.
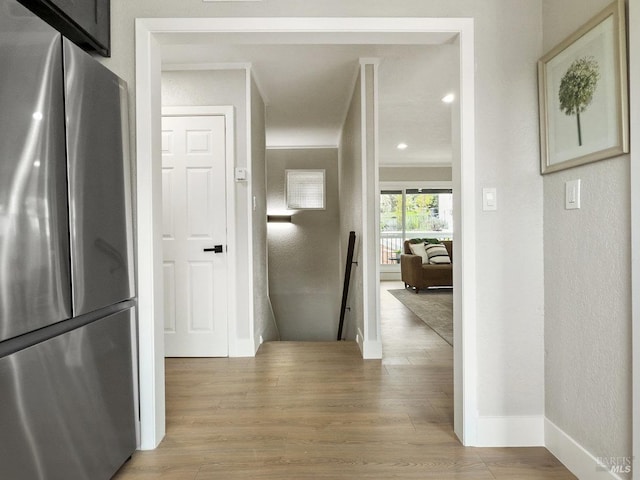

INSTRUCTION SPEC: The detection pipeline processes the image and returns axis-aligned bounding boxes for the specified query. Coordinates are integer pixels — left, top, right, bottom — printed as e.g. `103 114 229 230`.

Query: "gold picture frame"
538 0 628 174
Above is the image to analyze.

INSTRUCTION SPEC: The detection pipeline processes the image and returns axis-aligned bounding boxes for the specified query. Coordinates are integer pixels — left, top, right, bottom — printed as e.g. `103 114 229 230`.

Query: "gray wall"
542 0 631 471
251 77 279 345
339 72 363 342
379 166 452 182
266 148 341 341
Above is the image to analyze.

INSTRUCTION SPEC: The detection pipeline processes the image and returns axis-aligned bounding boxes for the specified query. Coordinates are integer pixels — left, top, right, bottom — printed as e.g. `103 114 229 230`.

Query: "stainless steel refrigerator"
0 1 137 478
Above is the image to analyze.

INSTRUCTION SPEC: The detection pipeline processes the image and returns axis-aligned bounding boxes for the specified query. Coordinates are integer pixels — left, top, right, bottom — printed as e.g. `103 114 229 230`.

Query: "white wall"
361 63 381 356
266 148 341 341
108 0 546 445
542 0 632 476
471 3 544 426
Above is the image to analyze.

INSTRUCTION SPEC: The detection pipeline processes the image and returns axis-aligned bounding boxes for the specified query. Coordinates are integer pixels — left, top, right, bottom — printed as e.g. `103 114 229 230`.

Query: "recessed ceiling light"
442 93 455 104
397 143 408 150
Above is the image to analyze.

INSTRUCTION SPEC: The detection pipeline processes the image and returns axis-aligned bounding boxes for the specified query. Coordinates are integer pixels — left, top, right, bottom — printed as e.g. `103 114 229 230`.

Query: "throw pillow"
408 242 429 264
425 243 451 264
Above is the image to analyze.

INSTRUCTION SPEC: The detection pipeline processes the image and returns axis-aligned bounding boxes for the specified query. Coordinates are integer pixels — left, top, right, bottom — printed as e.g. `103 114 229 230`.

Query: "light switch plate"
235 167 247 181
482 187 497 211
565 179 581 210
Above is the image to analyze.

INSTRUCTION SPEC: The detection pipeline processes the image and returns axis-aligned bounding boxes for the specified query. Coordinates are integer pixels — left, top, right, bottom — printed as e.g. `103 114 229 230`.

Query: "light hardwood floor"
113 282 575 479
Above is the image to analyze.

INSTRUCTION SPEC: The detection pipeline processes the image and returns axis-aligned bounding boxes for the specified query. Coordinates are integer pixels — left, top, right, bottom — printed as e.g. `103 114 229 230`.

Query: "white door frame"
629 0 639 471
135 17 477 450
161 105 236 358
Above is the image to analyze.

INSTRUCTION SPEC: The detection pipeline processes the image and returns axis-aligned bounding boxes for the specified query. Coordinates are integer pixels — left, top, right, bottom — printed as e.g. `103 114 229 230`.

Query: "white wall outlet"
565 179 581 210
482 187 497 211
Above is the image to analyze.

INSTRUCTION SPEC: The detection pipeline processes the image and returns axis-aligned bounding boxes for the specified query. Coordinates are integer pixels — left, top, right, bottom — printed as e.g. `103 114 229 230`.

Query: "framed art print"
538 0 628 174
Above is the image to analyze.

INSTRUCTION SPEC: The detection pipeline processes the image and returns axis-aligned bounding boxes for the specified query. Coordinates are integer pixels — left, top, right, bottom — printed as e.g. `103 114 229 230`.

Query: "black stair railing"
337 231 356 341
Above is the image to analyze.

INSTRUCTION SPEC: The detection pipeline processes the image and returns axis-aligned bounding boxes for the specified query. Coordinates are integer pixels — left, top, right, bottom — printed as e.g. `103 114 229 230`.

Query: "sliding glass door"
380 190 404 265
380 188 453 265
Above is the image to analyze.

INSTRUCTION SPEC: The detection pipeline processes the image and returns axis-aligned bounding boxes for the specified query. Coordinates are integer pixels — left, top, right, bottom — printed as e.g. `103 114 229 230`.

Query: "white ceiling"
161 40 458 166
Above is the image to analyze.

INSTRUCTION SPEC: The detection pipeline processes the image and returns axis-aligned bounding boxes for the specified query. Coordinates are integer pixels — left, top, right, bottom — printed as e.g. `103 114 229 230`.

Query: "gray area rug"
388 289 453 346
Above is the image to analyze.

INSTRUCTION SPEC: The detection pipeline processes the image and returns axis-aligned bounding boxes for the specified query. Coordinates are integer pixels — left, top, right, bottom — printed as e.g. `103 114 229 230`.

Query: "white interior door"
162 114 228 357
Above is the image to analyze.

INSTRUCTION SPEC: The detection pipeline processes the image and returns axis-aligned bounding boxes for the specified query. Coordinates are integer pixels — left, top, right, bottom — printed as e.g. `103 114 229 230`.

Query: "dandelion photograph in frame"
538 0 628 174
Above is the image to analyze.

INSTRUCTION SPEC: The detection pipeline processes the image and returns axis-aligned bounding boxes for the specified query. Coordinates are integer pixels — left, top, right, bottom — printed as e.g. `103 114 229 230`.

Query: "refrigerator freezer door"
0 0 72 342
0 308 137 479
64 39 135 316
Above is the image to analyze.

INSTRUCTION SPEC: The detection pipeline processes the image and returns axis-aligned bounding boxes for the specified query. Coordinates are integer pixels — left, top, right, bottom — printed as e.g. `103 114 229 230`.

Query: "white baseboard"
356 328 364 354
545 418 627 480
230 338 256 357
475 415 544 447
380 271 401 281
355 328 382 359
362 339 382 359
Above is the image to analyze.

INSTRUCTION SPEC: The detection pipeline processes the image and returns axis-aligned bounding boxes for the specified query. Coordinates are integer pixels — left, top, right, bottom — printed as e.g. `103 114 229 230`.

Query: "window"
380 188 453 265
286 169 325 209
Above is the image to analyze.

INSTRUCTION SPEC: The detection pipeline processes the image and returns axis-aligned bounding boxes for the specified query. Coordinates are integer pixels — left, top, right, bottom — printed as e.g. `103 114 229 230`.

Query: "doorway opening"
380 185 453 273
135 17 477 450
379 179 455 431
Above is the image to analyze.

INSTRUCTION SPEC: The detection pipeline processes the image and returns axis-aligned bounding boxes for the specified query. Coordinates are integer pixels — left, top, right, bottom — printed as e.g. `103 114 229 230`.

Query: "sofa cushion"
408 237 440 246
408 242 429 264
425 243 451 264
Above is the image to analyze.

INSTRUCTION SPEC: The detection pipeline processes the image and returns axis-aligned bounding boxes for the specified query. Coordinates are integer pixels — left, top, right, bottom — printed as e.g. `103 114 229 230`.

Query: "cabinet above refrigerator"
18 0 110 56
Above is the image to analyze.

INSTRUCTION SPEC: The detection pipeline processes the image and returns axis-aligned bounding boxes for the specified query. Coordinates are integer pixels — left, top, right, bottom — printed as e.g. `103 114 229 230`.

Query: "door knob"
203 245 224 253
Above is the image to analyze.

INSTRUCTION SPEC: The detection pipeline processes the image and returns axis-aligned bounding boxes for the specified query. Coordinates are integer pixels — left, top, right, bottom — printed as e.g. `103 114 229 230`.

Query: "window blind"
286 170 325 209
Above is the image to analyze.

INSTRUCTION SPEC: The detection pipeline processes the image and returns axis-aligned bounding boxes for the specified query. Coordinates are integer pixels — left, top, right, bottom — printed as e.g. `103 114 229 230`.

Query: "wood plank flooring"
113 282 575 479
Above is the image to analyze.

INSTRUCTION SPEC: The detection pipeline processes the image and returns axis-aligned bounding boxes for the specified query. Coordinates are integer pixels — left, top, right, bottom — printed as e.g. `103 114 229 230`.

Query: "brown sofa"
400 240 452 293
